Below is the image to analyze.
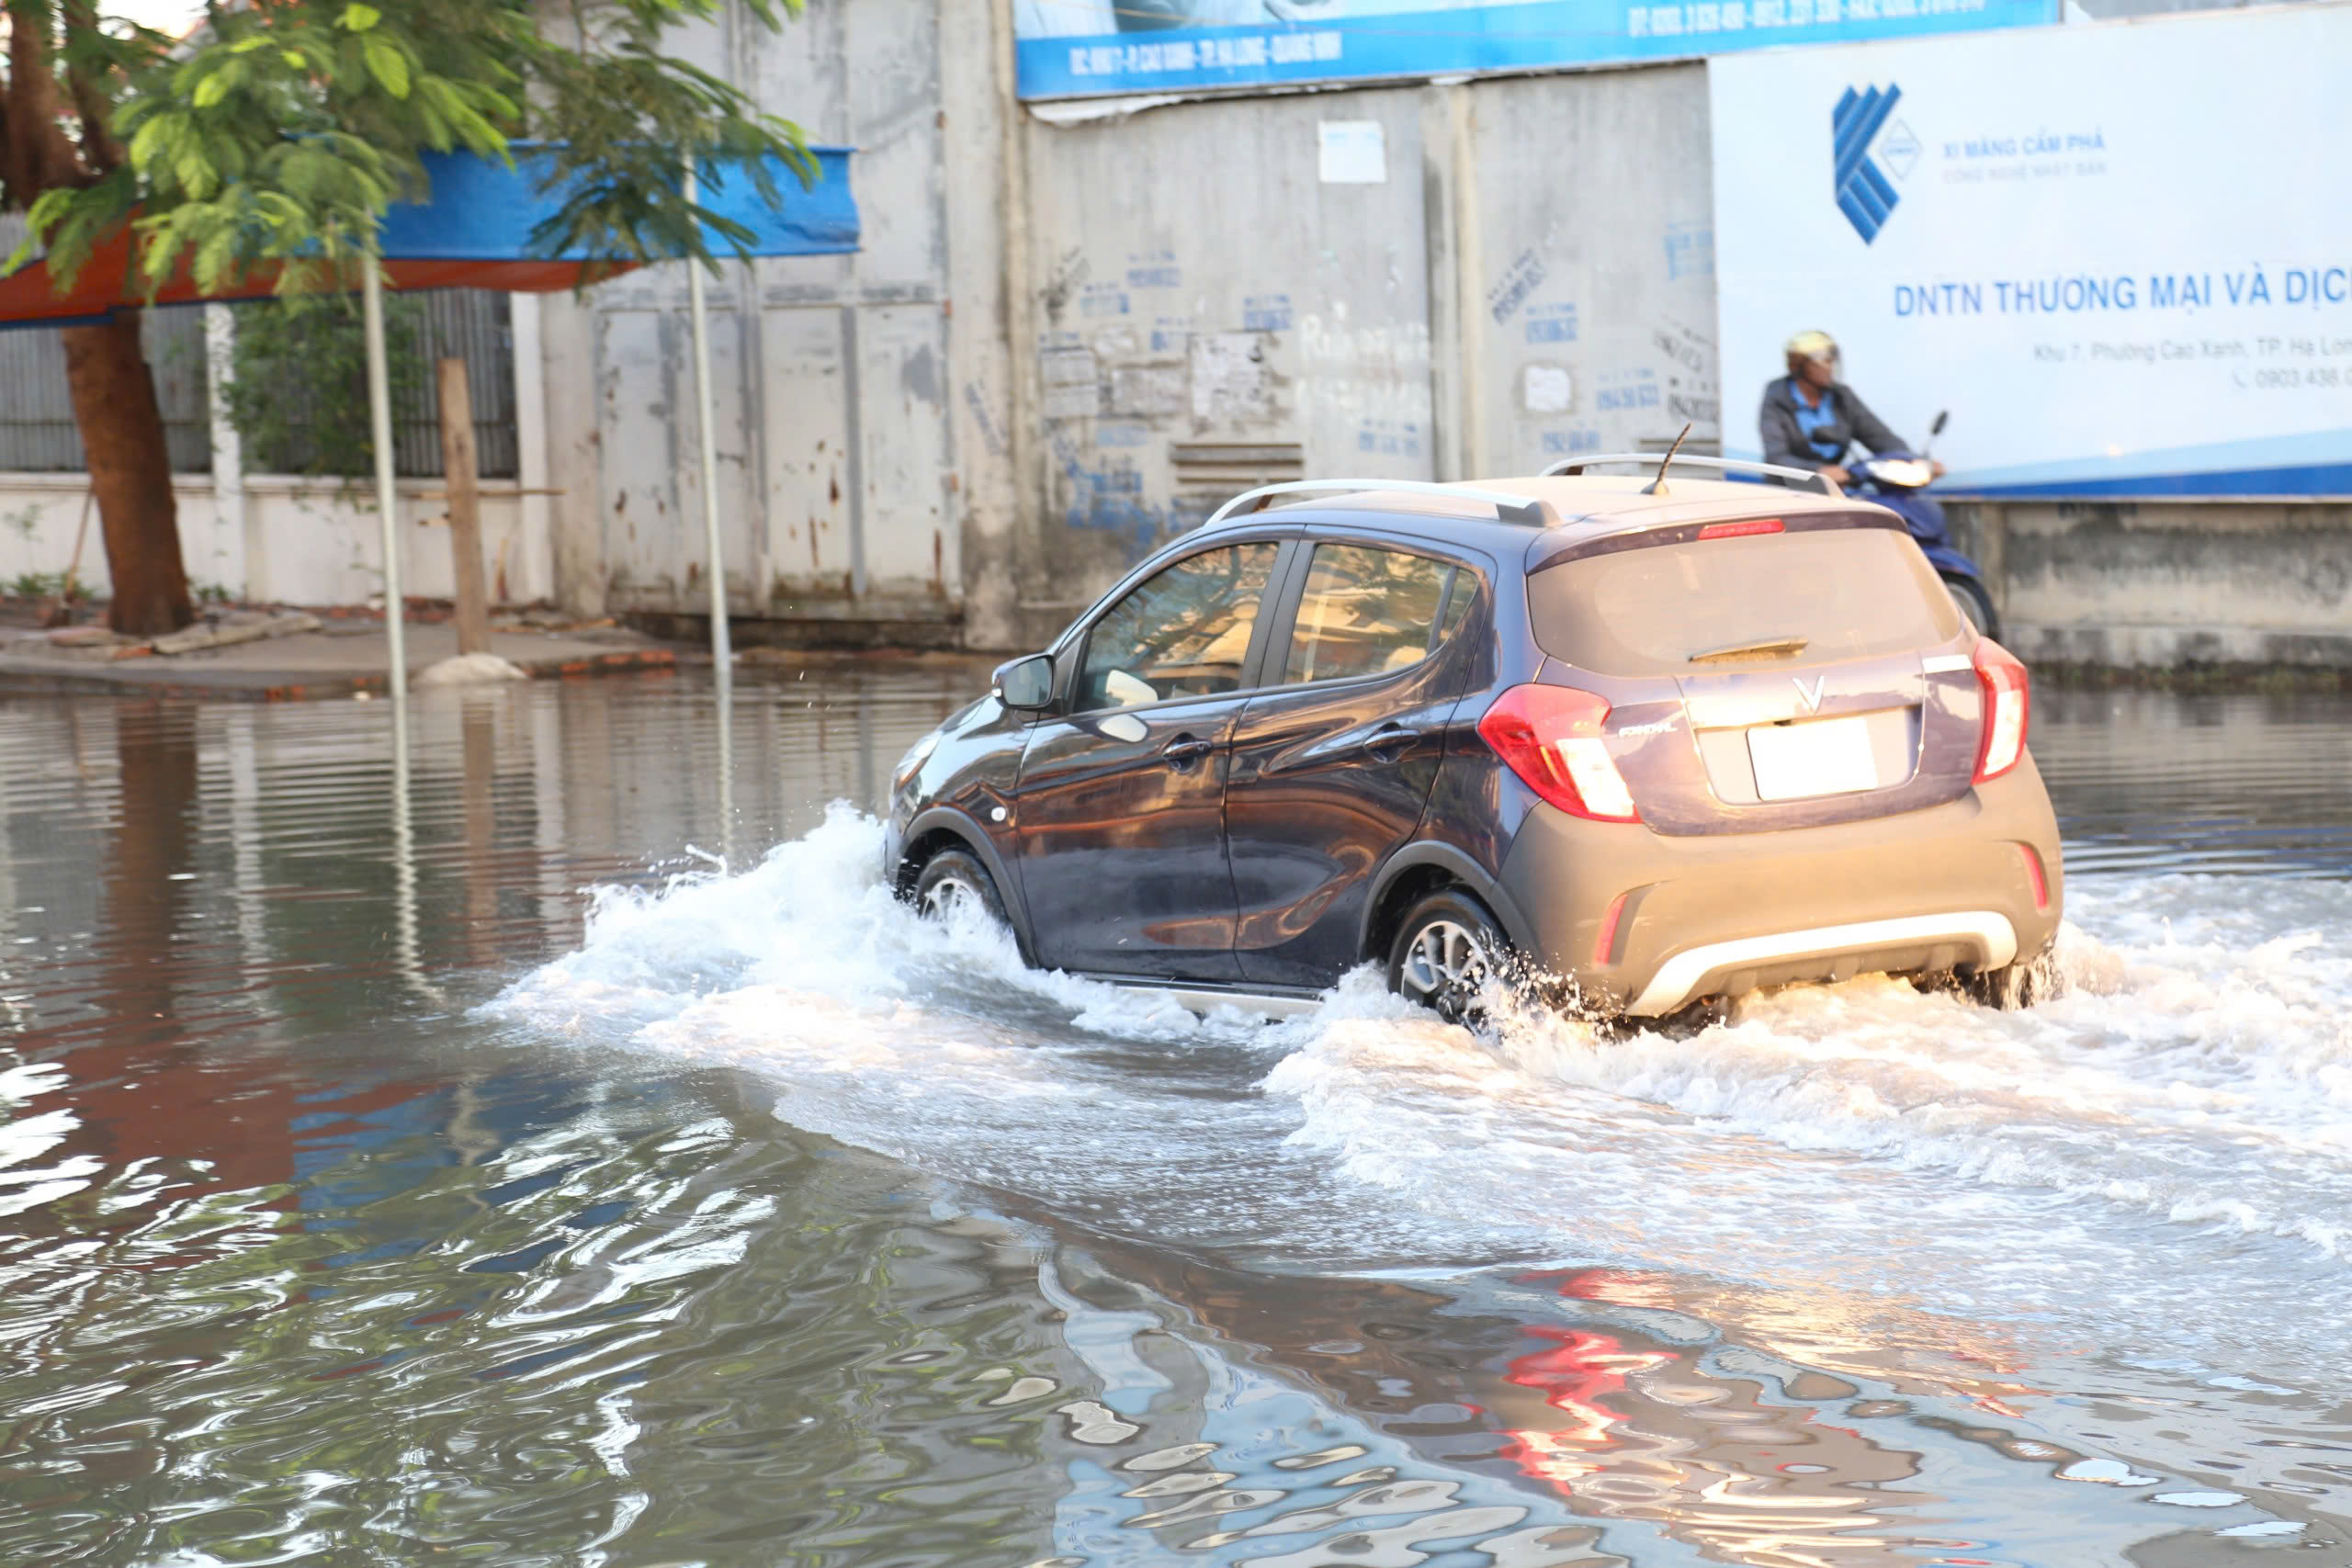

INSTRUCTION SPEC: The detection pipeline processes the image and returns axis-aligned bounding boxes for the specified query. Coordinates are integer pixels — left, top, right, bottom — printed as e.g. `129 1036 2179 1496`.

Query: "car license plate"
1747 715 1880 801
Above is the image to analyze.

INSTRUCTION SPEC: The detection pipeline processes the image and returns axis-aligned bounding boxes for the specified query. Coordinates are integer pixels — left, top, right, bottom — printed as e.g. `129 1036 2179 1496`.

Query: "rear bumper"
1498 755 2064 1016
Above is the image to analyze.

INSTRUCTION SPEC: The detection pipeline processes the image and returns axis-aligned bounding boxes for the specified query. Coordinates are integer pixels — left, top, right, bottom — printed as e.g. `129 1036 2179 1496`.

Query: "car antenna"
1645 423 1693 495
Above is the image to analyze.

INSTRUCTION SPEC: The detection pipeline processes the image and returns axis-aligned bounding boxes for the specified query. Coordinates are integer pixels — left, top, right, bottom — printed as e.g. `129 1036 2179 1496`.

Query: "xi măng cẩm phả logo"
1835 83 1918 243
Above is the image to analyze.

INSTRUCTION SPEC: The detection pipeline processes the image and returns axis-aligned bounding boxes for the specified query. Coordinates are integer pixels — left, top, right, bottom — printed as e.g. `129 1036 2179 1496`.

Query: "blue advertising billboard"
1014 0 2056 100
1713 5 2352 496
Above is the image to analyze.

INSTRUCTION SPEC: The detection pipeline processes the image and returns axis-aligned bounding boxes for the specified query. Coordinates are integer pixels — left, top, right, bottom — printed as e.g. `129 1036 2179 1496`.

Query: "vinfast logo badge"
1834 84 1918 243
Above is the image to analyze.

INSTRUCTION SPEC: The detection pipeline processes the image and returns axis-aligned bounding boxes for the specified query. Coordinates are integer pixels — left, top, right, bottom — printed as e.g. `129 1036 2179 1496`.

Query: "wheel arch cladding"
896 825 974 898
1361 842 1537 965
894 806 1035 957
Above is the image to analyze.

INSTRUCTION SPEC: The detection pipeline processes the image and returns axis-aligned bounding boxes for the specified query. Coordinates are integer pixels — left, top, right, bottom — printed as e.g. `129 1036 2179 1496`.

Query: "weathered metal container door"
854 305 955 617
759 305 854 605
595 308 675 607
597 305 755 614
761 301 954 633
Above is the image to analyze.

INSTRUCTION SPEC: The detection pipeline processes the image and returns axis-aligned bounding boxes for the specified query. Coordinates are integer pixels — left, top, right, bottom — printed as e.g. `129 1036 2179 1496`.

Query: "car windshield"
1528 525 1960 675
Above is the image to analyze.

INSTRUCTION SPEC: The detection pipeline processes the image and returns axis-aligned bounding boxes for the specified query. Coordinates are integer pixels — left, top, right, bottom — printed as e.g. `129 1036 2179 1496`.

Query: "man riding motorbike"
1759 330 1943 488
1760 331 2001 636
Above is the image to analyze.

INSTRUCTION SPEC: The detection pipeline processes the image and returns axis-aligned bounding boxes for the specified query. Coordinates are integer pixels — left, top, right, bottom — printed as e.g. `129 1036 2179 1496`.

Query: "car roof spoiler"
1202 479 1558 531
1542 453 1844 497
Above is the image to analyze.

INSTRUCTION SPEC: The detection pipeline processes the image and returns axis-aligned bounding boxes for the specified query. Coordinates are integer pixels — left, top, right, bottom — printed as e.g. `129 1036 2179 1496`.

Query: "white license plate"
1747 715 1880 801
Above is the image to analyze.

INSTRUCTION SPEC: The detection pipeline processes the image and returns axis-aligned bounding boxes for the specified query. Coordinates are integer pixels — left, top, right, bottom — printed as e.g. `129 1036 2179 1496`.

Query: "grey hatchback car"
884 457 2063 1022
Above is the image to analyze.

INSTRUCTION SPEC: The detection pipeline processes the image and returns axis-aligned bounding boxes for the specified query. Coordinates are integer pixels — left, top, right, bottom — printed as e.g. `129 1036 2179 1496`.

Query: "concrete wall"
1000 64 1720 647
1012 85 1439 642
6 0 2286 668
1951 499 2352 667
0 473 544 609
1459 66 1720 476
516 15 1730 655
535 0 1024 649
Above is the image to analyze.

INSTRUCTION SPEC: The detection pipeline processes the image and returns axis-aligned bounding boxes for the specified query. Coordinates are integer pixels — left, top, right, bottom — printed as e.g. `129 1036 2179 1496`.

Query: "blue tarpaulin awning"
0 145 857 319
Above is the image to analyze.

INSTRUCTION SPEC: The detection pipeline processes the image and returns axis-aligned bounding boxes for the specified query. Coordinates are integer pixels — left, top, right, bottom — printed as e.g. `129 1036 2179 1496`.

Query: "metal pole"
363 262 407 703
684 160 732 671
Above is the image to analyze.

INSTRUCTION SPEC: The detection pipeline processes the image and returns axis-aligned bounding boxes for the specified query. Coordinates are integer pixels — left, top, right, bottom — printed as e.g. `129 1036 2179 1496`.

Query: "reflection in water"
390 686 439 1005
0 672 2347 1565
462 694 497 966
59 702 314 1209
715 658 735 867
2037 688 2352 876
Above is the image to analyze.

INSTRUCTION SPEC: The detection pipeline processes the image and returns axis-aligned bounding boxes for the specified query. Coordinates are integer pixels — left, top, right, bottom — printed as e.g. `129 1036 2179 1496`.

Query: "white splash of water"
498 807 2352 1363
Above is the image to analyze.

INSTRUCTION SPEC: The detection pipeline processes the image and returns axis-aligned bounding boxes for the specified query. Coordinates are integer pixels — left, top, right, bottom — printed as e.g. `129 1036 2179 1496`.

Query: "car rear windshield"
1527 525 1962 675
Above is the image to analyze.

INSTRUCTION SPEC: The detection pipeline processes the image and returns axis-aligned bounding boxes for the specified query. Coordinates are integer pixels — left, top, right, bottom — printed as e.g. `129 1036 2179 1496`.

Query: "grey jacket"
1758 376 1905 475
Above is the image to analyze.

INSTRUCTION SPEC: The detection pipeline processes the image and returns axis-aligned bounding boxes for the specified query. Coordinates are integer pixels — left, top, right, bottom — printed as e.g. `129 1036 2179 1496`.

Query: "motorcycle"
1843 412 2001 639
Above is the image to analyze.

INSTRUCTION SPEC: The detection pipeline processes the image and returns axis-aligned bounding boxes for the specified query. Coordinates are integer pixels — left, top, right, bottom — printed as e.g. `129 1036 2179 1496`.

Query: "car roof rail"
1542 453 1842 497
1203 478 1558 531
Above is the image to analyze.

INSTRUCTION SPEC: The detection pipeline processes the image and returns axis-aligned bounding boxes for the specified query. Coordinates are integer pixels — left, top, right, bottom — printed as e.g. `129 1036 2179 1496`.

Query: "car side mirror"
992 653 1055 711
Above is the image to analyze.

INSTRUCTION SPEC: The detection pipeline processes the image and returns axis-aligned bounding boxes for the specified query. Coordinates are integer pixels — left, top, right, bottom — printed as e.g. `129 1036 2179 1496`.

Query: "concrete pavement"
0 616 678 699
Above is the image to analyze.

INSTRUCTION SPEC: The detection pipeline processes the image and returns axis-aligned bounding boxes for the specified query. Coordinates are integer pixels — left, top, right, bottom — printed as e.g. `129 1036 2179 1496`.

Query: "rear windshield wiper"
1688 636 1809 663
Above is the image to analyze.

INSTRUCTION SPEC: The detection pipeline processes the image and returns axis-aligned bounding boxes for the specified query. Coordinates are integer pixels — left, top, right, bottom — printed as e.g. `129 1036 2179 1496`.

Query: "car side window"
1076 542 1282 712
1282 545 1455 686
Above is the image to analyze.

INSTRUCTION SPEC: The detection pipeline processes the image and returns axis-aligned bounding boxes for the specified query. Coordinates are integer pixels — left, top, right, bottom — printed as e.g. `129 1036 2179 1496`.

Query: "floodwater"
3 664 2349 1568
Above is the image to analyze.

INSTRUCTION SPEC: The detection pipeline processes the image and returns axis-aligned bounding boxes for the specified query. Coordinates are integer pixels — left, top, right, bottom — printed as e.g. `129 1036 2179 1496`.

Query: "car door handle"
1362 725 1422 759
1162 736 1217 765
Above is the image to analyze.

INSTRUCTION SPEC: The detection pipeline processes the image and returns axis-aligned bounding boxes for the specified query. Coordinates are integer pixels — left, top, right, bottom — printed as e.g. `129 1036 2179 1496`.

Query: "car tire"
911 847 1008 928
1942 573 2002 640
1965 946 2052 1010
1387 888 1510 1023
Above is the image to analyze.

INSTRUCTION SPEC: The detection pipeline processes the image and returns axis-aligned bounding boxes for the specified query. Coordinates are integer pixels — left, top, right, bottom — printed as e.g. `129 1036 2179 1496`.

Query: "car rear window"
1528 526 1961 675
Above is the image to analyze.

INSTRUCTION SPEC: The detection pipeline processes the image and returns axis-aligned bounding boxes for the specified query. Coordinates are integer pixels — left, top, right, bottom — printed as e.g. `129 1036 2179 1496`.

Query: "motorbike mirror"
1930 411 1950 436
992 653 1055 712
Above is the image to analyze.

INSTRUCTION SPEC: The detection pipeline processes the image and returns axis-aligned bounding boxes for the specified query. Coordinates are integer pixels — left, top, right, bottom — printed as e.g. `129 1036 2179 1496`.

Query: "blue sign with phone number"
1016 0 2053 100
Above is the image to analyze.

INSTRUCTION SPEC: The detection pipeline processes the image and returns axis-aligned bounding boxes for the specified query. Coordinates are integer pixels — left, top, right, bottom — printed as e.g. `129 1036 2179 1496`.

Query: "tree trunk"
61 311 192 637
435 356 492 655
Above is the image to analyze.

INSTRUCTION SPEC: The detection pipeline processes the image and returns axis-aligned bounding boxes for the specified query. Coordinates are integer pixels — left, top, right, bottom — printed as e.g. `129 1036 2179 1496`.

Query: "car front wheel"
1387 890 1510 1023
912 847 1009 928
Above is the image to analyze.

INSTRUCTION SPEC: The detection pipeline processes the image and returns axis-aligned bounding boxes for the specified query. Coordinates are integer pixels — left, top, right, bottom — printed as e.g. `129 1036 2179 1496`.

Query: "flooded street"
4 666 2349 1566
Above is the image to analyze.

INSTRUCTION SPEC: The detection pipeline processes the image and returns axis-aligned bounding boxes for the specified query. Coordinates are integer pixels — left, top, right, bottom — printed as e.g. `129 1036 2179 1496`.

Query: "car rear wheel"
912 847 1008 928
1942 573 2001 640
1965 947 2051 1010
1387 890 1510 1023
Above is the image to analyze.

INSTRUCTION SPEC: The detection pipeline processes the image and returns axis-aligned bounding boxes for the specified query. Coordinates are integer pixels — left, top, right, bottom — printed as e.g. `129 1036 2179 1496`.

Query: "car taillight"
1476 684 1640 823
1697 518 1783 540
1973 638 2030 783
